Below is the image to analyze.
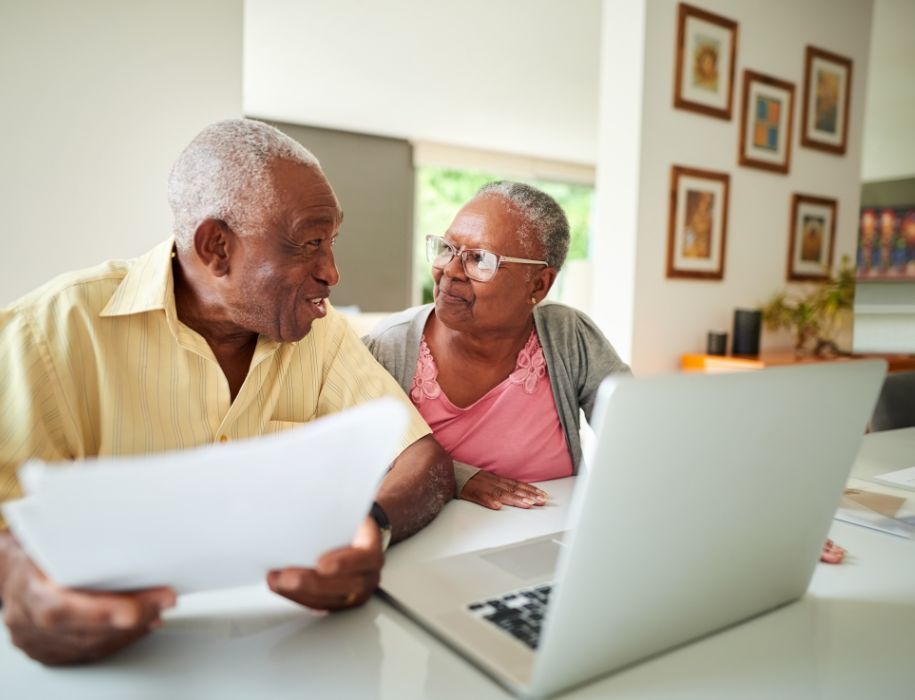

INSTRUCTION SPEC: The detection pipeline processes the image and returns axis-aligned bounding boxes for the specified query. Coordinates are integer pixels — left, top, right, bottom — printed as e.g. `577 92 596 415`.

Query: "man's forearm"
376 434 454 544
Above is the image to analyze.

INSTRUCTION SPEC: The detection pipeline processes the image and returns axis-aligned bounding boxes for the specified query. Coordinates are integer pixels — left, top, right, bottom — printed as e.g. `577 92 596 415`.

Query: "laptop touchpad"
481 537 563 581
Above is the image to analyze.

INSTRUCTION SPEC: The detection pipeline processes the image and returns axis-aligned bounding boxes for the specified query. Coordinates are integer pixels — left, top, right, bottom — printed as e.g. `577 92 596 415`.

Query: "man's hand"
267 516 382 610
1 538 176 665
460 471 549 510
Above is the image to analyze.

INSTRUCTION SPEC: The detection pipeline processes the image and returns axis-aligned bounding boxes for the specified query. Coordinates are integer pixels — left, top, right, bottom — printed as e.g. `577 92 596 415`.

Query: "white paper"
834 507 915 538
2 398 408 593
872 465 915 492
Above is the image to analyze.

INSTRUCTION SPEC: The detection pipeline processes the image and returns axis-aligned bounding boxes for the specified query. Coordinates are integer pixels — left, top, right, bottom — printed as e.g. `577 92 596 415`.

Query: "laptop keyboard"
467 584 553 649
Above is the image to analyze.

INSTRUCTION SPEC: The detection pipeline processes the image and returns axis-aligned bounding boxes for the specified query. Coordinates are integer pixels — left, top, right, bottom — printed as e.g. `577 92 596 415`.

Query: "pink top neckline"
409 328 573 483
410 329 546 408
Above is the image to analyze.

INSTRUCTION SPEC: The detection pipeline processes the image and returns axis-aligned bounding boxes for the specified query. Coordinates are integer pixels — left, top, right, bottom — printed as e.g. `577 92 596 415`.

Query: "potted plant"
760 256 855 357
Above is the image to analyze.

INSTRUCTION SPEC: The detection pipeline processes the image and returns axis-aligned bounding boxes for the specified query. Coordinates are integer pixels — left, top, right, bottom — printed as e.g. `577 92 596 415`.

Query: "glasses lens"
463 249 499 281
426 236 453 268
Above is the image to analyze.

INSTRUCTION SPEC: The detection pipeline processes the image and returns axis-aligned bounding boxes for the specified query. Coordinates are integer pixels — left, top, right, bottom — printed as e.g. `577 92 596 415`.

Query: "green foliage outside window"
415 166 593 303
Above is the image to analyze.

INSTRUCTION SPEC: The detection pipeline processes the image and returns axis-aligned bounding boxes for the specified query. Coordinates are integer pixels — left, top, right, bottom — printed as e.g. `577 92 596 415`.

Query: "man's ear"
193 219 233 277
531 266 558 303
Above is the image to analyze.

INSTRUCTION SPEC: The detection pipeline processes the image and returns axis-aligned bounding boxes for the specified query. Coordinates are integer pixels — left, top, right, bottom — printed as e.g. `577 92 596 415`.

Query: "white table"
2 431 914 699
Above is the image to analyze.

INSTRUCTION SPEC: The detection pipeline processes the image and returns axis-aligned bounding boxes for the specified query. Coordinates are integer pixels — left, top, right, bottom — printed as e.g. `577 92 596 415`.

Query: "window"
413 149 595 310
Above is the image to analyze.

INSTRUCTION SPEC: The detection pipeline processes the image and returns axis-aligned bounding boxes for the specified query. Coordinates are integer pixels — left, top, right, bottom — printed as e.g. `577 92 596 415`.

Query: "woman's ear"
531 266 558 302
193 219 233 277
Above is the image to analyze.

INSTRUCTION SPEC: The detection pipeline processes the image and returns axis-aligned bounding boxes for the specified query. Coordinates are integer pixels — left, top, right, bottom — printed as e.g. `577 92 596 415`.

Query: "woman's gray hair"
475 181 570 270
167 119 321 249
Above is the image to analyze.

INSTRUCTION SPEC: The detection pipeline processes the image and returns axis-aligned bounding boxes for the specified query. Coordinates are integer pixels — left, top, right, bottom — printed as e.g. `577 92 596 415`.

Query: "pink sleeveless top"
409 330 573 482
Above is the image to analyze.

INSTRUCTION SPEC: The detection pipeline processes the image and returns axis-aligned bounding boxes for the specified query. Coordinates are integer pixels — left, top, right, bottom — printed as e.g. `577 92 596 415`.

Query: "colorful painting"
692 36 720 92
801 46 852 155
667 165 730 280
753 96 781 151
857 206 915 280
787 194 836 281
739 70 794 173
674 4 738 120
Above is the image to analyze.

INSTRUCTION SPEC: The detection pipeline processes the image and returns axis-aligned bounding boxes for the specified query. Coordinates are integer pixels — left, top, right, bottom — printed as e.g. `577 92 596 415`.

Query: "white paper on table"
872 465 915 492
834 506 915 538
2 398 407 593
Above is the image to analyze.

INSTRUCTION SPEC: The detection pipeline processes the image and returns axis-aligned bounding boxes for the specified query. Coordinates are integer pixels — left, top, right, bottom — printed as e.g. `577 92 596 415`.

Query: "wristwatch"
369 501 393 552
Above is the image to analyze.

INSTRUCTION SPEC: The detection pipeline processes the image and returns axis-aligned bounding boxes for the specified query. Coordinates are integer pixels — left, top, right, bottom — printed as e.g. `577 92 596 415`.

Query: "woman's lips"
438 287 468 304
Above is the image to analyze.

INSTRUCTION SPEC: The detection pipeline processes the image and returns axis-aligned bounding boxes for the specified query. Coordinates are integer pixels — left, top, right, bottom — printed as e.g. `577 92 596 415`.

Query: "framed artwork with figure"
787 193 837 281
738 70 795 173
857 206 915 280
673 3 738 120
667 165 730 280
801 46 852 155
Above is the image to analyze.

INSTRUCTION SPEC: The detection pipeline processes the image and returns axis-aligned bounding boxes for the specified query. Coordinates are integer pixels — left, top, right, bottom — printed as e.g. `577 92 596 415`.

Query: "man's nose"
315 248 340 287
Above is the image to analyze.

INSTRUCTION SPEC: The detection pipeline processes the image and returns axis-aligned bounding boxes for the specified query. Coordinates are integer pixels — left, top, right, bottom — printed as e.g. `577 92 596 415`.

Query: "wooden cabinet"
681 350 915 374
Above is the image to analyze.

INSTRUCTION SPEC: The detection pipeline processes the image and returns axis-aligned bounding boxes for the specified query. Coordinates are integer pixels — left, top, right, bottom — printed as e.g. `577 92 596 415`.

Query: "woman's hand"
460 471 548 510
820 539 846 564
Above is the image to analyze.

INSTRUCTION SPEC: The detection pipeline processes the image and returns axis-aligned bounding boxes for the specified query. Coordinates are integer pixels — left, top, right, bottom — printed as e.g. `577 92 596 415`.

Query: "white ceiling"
245 0 913 177
243 0 602 165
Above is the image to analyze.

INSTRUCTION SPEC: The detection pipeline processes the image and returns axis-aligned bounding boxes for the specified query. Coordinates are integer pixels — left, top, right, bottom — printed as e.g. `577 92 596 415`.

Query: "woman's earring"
530 296 537 305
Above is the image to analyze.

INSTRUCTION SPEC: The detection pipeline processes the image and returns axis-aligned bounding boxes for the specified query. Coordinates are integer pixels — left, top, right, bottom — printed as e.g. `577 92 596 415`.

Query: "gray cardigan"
363 302 631 493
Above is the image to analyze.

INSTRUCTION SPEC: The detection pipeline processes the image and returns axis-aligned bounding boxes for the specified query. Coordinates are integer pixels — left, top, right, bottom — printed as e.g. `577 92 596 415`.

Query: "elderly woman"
365 181 630 509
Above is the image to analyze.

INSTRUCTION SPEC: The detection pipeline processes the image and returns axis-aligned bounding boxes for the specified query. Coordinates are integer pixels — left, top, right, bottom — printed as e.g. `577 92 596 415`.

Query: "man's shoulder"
6 258 131 319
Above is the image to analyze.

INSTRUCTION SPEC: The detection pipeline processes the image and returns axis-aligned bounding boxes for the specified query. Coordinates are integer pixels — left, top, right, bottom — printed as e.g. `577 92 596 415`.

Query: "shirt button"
218 435 229 443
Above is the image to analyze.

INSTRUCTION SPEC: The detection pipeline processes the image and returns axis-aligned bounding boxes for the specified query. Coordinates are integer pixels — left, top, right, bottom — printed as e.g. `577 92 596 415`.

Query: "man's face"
224 159 342 342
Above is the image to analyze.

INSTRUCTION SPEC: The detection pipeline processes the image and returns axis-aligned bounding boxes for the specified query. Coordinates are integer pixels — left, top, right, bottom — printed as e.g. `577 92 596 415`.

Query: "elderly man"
0 119 454 665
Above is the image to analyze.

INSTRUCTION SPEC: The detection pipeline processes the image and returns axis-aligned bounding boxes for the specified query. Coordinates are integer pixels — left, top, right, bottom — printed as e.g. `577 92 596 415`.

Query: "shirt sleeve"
317 310 431 454
0 310 73 528
573 310 632 423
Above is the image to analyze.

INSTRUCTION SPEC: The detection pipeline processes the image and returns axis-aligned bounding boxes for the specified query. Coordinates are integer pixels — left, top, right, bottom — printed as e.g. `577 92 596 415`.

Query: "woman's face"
432 195 554 337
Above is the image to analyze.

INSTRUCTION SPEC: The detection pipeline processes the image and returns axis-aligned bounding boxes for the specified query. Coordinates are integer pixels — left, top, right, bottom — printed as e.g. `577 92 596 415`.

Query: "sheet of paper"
872 465 915 492
2 398 407 593
834 488 915 538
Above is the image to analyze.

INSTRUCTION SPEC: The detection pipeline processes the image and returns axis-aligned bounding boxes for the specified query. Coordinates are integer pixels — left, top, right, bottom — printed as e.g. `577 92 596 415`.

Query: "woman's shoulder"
535 301 600 332
363 304 433 342
535 302 630 373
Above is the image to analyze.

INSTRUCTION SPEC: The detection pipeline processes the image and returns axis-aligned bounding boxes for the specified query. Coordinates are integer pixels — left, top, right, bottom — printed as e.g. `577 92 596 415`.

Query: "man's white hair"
167 119 321 249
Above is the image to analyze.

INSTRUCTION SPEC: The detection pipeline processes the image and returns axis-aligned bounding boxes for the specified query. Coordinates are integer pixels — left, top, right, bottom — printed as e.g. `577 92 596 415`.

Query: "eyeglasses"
425 235 548 283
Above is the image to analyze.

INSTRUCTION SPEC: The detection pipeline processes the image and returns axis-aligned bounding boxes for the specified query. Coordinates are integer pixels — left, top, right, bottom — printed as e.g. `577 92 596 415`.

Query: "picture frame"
800 46 853 155
787 194 837 281
738 69 795 173
673 3 738 120
857 206 915 280
667 165 730 280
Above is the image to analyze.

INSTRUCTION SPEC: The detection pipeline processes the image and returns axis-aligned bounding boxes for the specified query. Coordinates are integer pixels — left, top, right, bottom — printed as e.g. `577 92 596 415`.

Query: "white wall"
593 0 874 375
0 1 242 306
243 0 601 165
861 0 915 182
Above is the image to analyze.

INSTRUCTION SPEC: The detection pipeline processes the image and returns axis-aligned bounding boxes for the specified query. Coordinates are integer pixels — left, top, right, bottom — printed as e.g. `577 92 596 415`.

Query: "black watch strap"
369 501 392 551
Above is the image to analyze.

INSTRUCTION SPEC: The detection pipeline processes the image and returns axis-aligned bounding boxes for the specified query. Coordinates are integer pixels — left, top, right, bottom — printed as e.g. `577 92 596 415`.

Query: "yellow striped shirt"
0 239 429 527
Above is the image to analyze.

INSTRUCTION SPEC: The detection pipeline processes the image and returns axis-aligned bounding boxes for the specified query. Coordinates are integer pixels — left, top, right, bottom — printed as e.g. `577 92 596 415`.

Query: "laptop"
380 361 886 698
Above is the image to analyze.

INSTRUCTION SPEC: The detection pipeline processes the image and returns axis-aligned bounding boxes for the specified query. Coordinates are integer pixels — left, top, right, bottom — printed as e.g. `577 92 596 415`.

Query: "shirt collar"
100 238 176 318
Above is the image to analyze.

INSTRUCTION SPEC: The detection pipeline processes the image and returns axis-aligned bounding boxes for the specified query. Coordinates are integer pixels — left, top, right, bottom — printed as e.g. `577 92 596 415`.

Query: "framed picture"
801 46 853 154
787 194 837 281
673 3 738 120
857 206 915 280
738 70 795 173
667 165 730 280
